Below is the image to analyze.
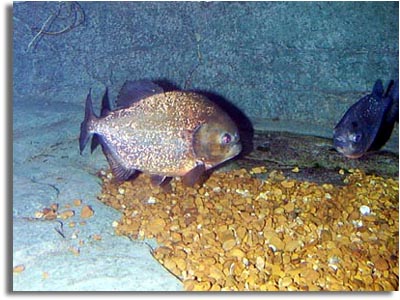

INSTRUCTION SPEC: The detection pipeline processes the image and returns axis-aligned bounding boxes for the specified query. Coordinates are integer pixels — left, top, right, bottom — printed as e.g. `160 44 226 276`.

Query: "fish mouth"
205 142 242 170
230 142 242 157
333 136 358 158
333 134 348 147
219 142 242 164
343 153 364 159
334 145 363 159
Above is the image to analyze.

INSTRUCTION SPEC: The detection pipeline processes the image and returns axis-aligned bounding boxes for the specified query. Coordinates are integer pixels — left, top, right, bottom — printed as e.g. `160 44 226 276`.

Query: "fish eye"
350 132 362 143
221 133 232 144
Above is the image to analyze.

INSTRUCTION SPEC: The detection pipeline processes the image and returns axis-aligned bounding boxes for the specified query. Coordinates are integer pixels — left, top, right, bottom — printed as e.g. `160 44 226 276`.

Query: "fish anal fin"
110 160 137 181
182 163 206 187
102 143 137 181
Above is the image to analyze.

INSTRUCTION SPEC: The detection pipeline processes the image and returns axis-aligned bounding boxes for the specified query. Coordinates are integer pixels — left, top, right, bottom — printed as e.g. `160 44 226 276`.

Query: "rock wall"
13 1 399 148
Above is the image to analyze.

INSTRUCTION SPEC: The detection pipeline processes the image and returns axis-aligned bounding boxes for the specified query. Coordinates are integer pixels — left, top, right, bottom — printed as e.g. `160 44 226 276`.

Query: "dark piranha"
333 79 399 158
79 80 242 186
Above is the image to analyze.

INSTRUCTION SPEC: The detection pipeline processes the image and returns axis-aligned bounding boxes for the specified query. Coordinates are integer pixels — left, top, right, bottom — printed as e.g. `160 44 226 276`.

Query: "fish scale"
110 130 192 175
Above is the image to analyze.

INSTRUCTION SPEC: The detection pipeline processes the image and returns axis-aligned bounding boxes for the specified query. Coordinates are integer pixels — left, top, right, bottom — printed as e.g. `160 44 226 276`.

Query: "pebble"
80 205 94 218
98 168 398 291
359 205 371 216
13 264 25 274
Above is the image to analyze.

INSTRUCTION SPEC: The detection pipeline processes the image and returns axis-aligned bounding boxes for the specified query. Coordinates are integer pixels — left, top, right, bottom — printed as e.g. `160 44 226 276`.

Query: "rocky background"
13 1 399 145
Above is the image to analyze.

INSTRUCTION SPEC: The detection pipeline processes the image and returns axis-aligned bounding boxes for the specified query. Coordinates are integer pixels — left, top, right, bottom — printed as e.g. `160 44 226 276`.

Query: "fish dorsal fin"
390 80 399 101
385 79 399 101
372 80 384 98
389 80 399 123
117 80 164 108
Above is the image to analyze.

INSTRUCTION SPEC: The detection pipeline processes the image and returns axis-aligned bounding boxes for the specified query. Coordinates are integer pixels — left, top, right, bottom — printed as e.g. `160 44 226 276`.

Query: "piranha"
79 80 242 186
333 79 399 158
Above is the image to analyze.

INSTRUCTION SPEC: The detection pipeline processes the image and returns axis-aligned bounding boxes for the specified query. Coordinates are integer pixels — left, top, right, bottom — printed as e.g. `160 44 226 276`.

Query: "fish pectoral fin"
150 175 168 186
182 162 206 187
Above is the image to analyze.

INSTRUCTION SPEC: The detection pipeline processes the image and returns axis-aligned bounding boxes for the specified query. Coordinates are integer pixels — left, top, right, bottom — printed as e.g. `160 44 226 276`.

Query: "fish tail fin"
90 88 111 153
79 89 97 154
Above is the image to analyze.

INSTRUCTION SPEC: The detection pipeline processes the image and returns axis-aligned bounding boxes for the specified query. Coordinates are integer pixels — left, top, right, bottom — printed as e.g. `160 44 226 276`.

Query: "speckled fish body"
333 79 399 158
79 80 242 185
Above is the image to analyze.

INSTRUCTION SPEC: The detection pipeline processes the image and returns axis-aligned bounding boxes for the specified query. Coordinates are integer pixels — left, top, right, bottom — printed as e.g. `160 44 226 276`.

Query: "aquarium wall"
13 1 399 148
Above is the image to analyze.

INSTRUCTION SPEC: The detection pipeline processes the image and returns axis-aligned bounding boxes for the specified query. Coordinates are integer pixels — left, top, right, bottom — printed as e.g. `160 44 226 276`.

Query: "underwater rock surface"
242 131 399 183
13 1 399 145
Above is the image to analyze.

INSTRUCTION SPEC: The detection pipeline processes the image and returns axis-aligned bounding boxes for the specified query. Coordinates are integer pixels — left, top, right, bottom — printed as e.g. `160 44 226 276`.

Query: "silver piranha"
333 79 399 158
79 80 242 186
